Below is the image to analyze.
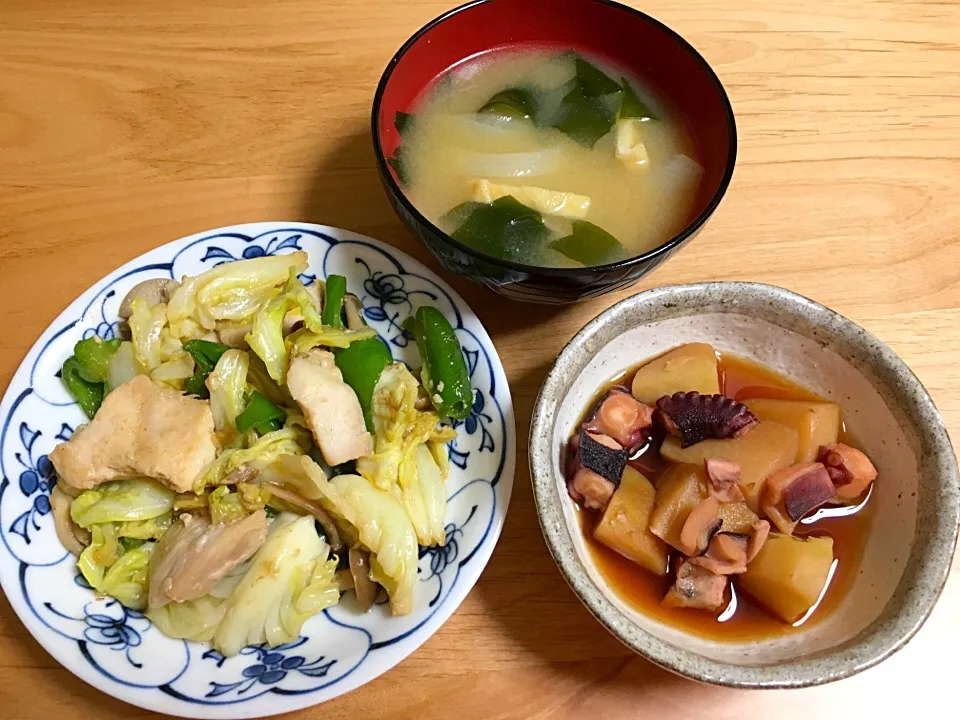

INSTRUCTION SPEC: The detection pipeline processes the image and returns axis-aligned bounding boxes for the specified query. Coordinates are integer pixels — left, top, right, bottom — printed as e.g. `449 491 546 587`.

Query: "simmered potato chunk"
660 422 799 512
739 533 834 623
631 343 720 405
648 463 707 552
594 466 669 575
745 398 841 463
717 501 760 534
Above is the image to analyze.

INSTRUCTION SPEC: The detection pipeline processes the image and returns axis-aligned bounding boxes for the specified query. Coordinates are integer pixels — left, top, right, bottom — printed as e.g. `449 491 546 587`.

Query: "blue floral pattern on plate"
0 223 515 719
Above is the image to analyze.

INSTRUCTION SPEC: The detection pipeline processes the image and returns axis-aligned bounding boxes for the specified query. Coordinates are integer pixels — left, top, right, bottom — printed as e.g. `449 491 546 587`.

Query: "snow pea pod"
404 307 473 421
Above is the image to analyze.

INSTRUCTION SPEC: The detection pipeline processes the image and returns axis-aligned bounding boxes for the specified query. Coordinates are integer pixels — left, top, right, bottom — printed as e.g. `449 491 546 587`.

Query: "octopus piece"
817 443 878 501
677 496 722 556
704 457 745 503
656 392 759 448
577 431 627 484
746 519 771 563
568 467 617 511
584 389 654 450
692 532 749 575
762 462 836 534
662 559 728 612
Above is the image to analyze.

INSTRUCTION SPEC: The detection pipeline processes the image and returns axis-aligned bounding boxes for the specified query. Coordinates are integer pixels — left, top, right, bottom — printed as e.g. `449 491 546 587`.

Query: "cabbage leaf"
212 513 338 656
70 479 175 528
129 298 168 372
100 542 155 610
246 296 288 383
301 459 418 615
205 348 249 433
167 251 308 333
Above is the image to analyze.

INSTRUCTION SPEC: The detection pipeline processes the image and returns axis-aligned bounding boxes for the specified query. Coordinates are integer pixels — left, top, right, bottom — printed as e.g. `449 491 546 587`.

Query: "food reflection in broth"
395 48 703 268
565 344 877 640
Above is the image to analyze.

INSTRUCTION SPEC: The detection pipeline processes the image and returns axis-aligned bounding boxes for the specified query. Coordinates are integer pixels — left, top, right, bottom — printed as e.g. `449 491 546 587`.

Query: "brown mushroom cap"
118 278 181 319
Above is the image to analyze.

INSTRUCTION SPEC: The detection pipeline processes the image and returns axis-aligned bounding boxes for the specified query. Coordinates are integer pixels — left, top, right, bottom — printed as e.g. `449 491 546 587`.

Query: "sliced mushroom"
261 482 342 551
343 294 365 331
335 568 355 592
348 547 379 612
118 278 181 319
50 485 90 556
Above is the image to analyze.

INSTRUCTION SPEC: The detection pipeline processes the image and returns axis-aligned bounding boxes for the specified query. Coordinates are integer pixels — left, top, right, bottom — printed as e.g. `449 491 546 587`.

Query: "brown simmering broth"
576 352 874 641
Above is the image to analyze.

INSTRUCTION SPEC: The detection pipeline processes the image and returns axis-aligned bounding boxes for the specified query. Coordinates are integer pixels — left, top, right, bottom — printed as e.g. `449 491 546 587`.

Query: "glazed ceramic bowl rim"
370 0 738 277
528 281 960 688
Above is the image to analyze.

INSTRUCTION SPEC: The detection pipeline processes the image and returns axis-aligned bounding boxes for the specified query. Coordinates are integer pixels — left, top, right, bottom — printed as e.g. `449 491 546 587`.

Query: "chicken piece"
662 559 728 612
49 374 217 493
287 349 373 466
147 510 267 609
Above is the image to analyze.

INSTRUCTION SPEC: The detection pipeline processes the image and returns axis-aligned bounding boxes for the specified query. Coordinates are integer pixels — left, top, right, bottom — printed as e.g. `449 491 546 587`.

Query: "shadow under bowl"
528 282 960 686
372 0 737 304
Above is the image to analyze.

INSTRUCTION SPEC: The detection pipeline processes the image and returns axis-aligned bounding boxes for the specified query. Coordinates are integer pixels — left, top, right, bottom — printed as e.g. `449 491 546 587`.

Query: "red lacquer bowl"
372 0 737 303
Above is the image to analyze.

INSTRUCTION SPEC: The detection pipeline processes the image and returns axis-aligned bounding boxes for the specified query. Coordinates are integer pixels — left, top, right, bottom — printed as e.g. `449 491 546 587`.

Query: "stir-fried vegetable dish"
48 251 473 656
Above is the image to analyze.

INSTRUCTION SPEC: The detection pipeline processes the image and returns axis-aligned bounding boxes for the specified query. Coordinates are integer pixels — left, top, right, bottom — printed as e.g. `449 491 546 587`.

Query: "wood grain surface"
2 1 959 718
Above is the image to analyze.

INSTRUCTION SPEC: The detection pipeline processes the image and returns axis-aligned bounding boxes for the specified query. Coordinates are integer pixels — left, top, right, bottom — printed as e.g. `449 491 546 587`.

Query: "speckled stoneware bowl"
529 282 960 688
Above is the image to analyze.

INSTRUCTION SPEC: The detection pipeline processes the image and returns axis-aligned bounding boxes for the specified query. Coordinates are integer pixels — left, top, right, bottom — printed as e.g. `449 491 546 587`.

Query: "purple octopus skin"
656 392 759 448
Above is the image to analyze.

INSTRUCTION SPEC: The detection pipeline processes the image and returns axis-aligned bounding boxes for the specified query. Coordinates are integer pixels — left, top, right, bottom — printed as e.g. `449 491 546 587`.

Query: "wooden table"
2 1 958 717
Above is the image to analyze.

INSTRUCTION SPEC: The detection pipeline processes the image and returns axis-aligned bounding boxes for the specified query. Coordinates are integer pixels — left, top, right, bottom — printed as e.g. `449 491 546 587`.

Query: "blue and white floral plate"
0 222 515 717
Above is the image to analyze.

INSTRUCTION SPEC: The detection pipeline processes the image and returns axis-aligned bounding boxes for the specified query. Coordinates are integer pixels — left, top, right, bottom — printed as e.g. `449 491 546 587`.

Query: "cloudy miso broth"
398 48 703 268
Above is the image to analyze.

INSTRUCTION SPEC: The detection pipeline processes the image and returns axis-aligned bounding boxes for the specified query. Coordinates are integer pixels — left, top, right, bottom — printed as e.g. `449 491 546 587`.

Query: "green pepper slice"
183 339 230 399
334 337 393 430
61 356 105 419
236 390 286 434
73 337 121 383
322 275 347 328
404 307 473 421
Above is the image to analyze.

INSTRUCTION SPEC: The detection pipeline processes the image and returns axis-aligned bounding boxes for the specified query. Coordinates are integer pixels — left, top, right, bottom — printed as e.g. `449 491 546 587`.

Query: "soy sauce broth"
576 352 875 641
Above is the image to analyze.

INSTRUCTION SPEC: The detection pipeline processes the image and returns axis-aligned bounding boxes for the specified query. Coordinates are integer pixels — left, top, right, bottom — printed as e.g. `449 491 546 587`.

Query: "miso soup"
393 48 703 268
